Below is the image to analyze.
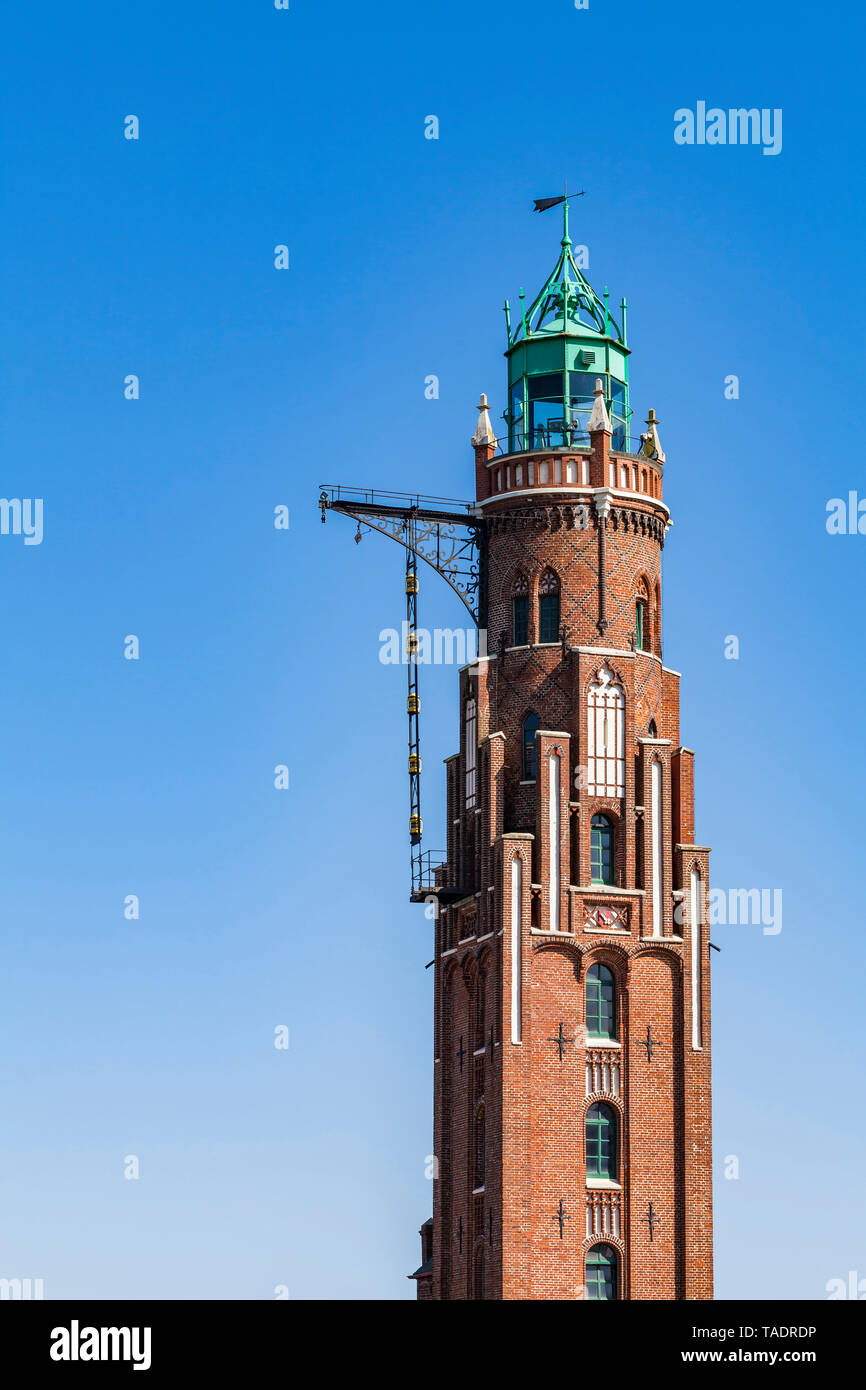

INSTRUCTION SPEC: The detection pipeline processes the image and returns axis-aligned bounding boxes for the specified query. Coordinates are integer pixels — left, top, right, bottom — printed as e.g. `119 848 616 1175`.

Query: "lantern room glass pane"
509 380 526 452
527 372 567 449
610 378 627 450
567 370 599 447
568 371 598 405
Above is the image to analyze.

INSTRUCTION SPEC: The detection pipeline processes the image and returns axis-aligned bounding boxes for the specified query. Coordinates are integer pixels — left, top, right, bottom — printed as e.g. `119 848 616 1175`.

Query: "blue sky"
0 0 863 1300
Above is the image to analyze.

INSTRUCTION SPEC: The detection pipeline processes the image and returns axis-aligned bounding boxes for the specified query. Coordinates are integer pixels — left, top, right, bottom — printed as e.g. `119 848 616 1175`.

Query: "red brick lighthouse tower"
412 202 713 1300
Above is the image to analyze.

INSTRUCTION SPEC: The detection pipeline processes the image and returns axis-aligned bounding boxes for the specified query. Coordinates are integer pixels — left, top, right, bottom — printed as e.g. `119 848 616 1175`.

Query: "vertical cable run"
407 534 423 892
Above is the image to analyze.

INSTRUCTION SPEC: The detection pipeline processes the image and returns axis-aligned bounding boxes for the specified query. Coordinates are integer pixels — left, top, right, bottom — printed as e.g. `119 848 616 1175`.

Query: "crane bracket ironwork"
319 484 485 625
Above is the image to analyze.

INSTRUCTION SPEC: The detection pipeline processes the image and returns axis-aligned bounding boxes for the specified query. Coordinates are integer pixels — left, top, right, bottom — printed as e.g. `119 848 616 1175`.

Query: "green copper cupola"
503 199 631 453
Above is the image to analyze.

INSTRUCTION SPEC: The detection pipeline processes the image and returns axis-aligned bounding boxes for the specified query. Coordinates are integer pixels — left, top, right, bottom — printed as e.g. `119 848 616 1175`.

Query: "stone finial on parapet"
588 378 611 486
639 407 665 463
587 378 611 435
472 392 498 500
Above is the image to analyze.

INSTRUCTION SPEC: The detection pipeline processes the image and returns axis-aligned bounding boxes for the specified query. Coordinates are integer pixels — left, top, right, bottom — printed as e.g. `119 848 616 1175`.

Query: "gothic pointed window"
586 963 616 1040
512 573 529 646
587 666 624 796
539 568 560 643
522 713 539 781
586 1102 617 1180
586 1243 618 1300
465 698 477 808
590 815 615 885
648 719 658 738
636 577 652 653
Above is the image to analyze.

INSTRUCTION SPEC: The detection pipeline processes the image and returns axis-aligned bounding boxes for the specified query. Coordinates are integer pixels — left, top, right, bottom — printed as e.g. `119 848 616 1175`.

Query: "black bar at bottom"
0 1298 859 1377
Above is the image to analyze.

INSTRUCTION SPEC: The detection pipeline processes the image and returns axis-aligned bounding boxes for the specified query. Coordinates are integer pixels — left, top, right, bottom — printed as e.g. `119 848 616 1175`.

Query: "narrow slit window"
636 598 648 651
586 1103 617 1180
539 568 560 643
522 713 539 781
590 815 615 886
512 573 529 645
586 963 616 1039
464 699 477 808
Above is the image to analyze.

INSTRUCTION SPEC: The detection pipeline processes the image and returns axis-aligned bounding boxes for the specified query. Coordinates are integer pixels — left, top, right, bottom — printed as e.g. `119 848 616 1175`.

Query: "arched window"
587 665 624 796
522 713 539 781
636 578 652 653
474 1103 486 1189
539 568 561 643
648 718 658 738
586 963 616 1040
590 815 615 886
586 1243 618 1300
512 573 529 646
586 1102 617 1180
464 698 477 808
654 581 661 654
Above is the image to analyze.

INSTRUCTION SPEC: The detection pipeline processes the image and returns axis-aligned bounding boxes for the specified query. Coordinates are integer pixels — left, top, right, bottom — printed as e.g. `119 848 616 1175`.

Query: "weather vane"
533 185 585 212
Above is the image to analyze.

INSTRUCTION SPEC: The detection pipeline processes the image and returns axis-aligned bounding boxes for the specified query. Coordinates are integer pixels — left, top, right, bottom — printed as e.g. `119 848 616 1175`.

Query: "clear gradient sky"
1 0 864 1300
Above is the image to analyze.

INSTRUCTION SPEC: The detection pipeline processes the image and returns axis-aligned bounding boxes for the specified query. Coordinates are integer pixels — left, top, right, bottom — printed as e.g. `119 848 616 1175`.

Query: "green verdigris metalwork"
503 198 632 453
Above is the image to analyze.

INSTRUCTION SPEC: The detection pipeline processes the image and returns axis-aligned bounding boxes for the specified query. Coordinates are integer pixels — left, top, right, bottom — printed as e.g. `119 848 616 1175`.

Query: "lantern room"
503 199 631 454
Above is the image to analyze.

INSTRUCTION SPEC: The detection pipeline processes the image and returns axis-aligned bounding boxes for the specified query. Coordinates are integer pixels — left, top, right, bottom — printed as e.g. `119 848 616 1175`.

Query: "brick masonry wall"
426 429 713 1300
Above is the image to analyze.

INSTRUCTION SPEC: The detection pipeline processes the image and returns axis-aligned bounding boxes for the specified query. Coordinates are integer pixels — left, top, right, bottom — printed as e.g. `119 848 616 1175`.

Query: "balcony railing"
491 429 652 460
504 394 630 455
411 849 448 895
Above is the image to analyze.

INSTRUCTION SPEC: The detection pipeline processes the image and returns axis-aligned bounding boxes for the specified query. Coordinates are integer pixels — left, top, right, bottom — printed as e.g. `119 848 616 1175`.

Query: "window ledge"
570 885 645 897
586 1178 622 1190
586 1039 621 1049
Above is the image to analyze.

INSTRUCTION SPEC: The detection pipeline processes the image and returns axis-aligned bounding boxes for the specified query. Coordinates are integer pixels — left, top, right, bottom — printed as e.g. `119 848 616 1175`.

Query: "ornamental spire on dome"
505 193 625 348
